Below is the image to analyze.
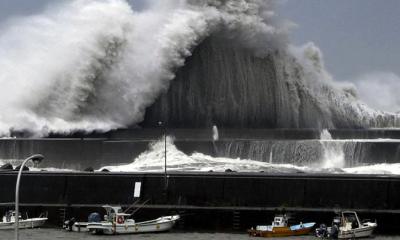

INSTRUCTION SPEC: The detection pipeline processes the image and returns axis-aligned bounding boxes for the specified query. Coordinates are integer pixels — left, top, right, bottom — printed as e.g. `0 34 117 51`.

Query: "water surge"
0 0 398 136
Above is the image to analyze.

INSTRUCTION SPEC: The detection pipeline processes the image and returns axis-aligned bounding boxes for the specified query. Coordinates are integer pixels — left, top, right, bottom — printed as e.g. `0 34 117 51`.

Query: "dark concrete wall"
0 172 399 212
11 128 400 140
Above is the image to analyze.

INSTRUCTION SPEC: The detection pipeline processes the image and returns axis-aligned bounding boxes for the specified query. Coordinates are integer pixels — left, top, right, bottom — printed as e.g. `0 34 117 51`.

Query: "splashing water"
320 129 333 140
0 0 398 136
0 0 289 136
98 137 400 175
343 163 400 175
269 150 273 164
319 129 345 169
1 136 400 175
212 125 219 141
100 136 312 173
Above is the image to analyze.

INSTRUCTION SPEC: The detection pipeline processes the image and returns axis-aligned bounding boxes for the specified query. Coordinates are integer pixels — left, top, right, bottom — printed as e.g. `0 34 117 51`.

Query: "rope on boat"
123 199 141 214
128 199 151 216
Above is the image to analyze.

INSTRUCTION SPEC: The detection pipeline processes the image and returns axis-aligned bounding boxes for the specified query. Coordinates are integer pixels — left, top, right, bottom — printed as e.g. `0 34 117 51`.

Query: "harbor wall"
13 128 400 140
0 172 399 211
1 129 400 170
0 172 399 232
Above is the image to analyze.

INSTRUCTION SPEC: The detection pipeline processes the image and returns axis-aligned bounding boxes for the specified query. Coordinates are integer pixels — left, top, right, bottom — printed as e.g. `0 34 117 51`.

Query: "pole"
15 154 43 240
163 123 167 190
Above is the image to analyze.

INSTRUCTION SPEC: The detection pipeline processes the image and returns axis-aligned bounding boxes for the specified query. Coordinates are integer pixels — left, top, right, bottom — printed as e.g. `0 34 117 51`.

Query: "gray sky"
0 0 399 81
279 0 400 80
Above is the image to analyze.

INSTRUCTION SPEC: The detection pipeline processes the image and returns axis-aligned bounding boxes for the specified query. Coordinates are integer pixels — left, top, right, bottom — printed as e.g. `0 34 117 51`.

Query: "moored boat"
63 218 89 232
338 211 377 239
0 210 47 230
86 205 180 235
248 214 315 237
315 211 377 239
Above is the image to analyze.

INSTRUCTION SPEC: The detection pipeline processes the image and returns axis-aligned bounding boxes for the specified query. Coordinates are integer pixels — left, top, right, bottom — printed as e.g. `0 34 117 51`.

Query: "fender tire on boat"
117 216 124 224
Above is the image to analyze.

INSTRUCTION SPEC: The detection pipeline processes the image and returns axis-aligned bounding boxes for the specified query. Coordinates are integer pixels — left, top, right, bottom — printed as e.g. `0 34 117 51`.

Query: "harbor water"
1 229 400 240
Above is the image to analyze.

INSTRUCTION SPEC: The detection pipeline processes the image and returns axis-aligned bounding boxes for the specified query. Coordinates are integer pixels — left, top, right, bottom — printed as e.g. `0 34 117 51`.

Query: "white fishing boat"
86 205 180 235
0 210 47 230
338 211 377 239
316 211 377 239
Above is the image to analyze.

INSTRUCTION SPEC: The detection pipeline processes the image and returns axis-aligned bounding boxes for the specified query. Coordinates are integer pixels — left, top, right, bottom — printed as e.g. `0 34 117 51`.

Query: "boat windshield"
273 216 288 227
342 212 359 228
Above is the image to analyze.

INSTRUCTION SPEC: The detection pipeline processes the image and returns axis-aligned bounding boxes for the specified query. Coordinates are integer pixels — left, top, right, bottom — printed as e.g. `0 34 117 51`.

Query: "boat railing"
38 211 48 219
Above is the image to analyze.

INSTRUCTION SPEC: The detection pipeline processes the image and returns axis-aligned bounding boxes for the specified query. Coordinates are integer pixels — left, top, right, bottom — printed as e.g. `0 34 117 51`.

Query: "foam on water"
2 136 400 174
343 163 400 175
0 158 74 172
100 136 313 173
98 137 400 175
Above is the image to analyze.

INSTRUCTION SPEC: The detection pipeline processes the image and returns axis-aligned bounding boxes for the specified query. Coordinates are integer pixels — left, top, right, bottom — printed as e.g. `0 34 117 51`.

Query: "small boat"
339 211 377 239
63 218 89 232
86 205 180 235
315 216 341 239
315 211 377 239
248 214 315 237
0 210 47 230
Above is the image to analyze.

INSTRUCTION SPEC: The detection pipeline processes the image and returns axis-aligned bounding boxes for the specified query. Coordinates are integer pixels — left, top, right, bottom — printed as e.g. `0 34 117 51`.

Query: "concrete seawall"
0 171 399 232
1 137 400 170
1 171 399 210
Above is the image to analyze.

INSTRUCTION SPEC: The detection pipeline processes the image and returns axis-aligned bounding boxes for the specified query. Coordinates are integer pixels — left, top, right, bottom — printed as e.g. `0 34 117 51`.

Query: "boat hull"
0 218 47 230
64 222 89 232
87 215 179 235
339 225 376 239
248 226 314 238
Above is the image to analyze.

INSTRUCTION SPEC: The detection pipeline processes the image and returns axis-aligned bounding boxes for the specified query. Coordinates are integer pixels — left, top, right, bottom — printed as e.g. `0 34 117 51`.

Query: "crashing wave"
100 136 314 173
99 137 400 175
0 0 398 136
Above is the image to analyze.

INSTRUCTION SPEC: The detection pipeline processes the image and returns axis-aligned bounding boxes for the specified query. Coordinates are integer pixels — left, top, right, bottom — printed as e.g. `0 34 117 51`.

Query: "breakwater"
1 129 400 170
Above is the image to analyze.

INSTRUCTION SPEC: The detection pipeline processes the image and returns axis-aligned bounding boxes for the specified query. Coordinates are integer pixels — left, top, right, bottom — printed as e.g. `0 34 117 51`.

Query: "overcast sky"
0 0 399 82
279 0 400 81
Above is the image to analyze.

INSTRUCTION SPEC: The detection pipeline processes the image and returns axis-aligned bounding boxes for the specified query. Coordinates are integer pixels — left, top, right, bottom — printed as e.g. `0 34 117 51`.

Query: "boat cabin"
102 205 131 224
2 211 20 223
340 211 361 230
272 215 288 227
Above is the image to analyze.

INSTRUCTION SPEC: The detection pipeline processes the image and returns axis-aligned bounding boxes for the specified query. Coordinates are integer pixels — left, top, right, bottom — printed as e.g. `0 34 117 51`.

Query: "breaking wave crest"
0 0 398 136
0 0 289 136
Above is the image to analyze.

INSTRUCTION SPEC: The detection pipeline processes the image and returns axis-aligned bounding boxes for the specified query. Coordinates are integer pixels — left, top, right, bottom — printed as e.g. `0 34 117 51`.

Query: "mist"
351 72 400 113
